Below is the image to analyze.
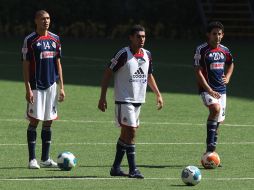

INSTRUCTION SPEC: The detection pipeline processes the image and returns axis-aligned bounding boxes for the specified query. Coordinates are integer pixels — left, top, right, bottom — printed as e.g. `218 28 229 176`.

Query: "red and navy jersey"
22 31 61 90
194 42 233 94
108 47 153 74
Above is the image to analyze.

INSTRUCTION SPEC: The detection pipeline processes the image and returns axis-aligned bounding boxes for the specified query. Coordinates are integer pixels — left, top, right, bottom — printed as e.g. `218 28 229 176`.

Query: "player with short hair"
193 21 234 155
22 10 65 169
98 25 163 179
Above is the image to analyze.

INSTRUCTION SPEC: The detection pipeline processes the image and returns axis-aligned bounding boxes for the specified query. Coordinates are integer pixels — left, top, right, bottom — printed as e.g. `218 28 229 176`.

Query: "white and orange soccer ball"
201 151 220 169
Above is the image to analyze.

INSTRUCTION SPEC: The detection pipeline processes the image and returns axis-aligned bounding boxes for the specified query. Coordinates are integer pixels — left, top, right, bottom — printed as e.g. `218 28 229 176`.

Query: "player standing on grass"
98 25 163 179
22 10 65 169
193 21 234 155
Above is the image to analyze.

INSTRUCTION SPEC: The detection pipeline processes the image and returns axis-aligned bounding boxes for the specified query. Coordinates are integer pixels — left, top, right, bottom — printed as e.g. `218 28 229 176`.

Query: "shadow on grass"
78 164 186 169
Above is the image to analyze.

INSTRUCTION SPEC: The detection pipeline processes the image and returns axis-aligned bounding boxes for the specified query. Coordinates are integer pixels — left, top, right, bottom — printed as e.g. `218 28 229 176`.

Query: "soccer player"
22 10 65 169
98 25 163 179
193 21 234 155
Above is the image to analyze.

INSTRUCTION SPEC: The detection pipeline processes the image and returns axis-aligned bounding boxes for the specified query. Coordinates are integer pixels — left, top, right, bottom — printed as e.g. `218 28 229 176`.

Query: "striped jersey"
108 46 153 103
194 42 233 94
22 31 61 90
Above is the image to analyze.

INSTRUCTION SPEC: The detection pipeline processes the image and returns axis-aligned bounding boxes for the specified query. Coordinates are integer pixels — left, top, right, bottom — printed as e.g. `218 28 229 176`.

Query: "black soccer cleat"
110 167 128 177
128 169 144 179
218 164 223 167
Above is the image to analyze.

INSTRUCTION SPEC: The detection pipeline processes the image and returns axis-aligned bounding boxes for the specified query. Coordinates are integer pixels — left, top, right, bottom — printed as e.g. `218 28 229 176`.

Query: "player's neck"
129 46 142 55
36 29 48 36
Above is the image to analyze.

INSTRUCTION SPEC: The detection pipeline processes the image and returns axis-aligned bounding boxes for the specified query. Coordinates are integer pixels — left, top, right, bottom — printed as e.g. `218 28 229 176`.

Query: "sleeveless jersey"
108 47 152 103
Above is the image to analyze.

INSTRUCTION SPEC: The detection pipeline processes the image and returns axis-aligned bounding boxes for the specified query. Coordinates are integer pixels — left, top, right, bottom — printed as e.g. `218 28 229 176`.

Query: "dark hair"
206 21 224 33
129 25 145 36
35 10 49 19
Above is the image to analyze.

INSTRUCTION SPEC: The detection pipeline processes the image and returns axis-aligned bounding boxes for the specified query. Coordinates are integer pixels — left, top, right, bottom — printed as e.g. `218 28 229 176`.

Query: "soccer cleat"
40 158 58 168
128 169 144 179
218 164 223 167
28 159 40 169
110 167 128 177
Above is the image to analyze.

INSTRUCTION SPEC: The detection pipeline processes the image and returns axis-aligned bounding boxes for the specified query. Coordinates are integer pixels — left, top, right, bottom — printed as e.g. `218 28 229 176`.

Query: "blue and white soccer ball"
181 166 202 186
57 152 77 171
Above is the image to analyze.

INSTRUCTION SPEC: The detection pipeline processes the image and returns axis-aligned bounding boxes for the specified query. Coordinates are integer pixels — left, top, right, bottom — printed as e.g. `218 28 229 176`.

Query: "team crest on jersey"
37 42 41 47
137 57 146 66
51 42 56 48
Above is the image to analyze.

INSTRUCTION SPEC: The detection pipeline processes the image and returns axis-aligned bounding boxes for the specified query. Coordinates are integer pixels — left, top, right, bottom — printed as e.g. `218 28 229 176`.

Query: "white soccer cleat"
28 159 40 169
40 158 58 168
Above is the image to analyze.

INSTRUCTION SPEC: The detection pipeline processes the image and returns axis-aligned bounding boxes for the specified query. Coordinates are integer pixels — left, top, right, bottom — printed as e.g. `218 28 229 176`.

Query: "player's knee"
43 120 53 127
210 105 220 116
29 118 39 127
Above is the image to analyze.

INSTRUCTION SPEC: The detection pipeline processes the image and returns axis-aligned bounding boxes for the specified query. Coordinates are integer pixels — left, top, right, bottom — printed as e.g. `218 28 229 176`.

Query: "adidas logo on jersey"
129 67 147 83
133 68 146 78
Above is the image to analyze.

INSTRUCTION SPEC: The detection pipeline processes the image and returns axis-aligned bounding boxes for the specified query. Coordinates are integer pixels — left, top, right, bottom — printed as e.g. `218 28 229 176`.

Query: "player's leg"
207 103 220 152
40 83 58 167
27 118 40 169
214 94 226 152
119 104 143 178
40 120 57 167
201 92 220 152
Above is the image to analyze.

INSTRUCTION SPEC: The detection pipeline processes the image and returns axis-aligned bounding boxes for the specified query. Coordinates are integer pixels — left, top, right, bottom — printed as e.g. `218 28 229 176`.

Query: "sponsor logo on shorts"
123 117 128 122
29 109 33 114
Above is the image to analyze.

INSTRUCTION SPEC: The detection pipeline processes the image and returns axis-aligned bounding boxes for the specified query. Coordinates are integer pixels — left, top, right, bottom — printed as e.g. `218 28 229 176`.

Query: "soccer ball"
181 166 202 186
57 152 77 171
201 151 220 169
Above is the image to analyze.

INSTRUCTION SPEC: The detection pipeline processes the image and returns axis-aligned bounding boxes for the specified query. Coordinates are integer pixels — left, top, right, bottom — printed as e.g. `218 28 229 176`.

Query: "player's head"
34 10 50 32
129 25 146 49
206 21 224 48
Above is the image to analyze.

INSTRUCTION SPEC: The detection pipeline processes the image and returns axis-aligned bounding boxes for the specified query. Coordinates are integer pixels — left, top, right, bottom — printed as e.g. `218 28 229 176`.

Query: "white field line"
0 142 254 146
0 118 254 127
0 177 254 181
0 50 191 68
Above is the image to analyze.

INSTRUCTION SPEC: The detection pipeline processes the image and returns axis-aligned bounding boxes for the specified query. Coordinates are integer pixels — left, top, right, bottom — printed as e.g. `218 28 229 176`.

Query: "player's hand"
58 89 65 102
156 95 163 110
98 98 107 112
222 75 230 85
208 89 221 99
26 90 34 104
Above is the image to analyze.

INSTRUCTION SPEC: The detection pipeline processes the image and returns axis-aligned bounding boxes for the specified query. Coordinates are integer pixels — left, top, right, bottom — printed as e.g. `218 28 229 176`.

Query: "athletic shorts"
115 103 141 128
200 92 226 123
26 82 58 121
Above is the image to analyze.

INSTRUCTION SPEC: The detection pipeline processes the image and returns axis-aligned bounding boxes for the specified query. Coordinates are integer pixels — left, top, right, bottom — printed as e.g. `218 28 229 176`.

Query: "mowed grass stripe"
0 142 253 146
0 177 254 181
0 118 253 127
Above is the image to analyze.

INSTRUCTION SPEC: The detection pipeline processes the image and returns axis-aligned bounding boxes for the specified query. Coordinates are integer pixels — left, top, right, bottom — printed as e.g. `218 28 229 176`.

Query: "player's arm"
147 74 163 110
56 58 65 102
222 63 234 85
194 66 221 99
23 60 34 104
98 68 113 112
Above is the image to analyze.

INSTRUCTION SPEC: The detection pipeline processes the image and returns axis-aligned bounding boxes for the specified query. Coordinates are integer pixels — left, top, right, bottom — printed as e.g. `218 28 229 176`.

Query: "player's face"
35 13 50 31
129 31 146 48
207 28 224 48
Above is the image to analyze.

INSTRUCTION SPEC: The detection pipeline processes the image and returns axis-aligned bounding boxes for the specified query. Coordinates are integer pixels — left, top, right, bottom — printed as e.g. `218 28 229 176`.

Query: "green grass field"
0 38 253 190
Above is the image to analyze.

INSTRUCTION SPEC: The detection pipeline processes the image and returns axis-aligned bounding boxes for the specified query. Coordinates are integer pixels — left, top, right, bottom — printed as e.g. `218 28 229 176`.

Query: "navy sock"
41 126 52 161
27 124 37 161
126 144 136 173
112 139 126 169
214 123 220 146
206 120 217 152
